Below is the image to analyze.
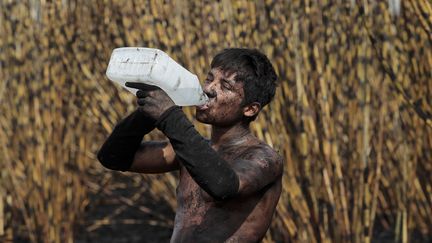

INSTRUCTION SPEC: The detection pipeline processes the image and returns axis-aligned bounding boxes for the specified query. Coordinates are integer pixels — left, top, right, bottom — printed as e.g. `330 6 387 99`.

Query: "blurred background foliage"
0 0 431 242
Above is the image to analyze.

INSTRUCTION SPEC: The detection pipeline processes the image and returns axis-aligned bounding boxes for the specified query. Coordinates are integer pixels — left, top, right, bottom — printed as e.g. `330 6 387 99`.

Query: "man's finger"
125 82 159 91
136 89 149 98
137 98 147 106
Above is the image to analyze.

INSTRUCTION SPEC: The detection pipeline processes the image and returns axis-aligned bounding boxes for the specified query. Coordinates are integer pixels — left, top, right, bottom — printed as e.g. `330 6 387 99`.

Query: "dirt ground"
75 167 176 243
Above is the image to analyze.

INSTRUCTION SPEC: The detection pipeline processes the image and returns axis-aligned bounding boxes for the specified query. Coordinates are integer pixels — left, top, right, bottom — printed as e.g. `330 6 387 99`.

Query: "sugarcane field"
0 0 431 242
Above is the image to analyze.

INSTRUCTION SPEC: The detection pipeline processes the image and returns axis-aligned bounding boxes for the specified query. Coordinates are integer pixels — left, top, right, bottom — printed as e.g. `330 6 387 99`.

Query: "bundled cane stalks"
0 0 431 242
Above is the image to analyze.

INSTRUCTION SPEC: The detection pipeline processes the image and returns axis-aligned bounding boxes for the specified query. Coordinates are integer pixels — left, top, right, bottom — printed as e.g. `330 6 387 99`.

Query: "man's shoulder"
248 140 282 158
241 141 284 172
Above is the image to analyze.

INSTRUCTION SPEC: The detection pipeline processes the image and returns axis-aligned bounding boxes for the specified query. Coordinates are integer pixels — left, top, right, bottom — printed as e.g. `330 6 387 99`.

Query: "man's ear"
243 102 261 118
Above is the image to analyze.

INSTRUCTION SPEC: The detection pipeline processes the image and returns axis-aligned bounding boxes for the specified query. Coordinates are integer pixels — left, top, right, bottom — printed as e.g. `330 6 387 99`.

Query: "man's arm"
128 140 179 173
97 109 179 173
156 106 283 200
230 146 283 196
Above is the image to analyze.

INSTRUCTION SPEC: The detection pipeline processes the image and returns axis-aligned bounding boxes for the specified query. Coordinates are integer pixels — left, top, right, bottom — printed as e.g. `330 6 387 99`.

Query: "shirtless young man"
97 48 283 242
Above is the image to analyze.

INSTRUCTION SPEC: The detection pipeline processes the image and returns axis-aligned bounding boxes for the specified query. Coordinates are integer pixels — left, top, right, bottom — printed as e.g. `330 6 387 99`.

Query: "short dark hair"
210 48 278 111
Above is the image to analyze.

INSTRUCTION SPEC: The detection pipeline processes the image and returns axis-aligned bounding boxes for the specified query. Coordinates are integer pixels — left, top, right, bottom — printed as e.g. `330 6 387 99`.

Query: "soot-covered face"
195 68 246 127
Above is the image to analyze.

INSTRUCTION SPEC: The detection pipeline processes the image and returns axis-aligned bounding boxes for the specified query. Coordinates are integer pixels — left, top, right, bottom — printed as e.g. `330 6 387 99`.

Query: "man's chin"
195 112 211 124
195 111 207 123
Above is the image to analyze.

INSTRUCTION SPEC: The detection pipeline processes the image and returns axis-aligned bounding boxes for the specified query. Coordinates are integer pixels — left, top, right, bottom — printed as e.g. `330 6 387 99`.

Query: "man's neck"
210 122 252 150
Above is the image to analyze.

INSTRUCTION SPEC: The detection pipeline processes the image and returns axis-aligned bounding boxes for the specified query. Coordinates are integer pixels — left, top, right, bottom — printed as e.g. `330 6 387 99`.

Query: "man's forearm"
156 106 239 200
97 110 155 171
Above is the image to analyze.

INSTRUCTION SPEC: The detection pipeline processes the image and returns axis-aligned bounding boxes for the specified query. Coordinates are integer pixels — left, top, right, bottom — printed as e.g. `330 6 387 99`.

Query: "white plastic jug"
106 47 208 106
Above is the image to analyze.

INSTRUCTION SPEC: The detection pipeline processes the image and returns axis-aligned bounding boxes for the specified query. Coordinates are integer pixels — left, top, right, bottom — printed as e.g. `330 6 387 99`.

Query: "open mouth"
196 97 214 111
196 104 209 111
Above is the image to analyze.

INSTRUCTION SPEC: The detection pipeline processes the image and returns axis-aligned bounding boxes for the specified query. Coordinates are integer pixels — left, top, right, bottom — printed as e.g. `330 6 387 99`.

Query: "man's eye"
223 82 232 90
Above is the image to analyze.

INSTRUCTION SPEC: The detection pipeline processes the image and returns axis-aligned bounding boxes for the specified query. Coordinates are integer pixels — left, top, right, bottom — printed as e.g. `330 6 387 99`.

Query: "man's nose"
203 81 217 98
